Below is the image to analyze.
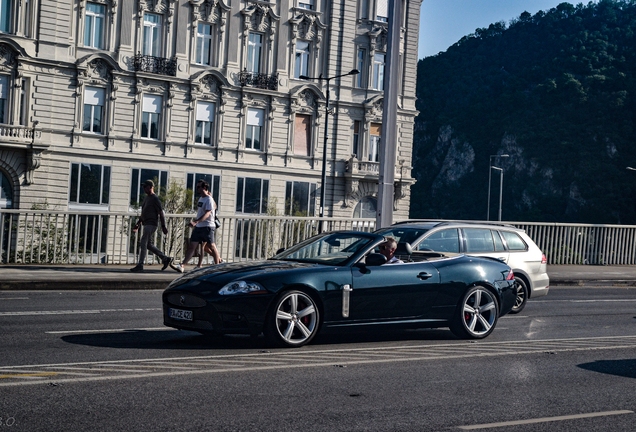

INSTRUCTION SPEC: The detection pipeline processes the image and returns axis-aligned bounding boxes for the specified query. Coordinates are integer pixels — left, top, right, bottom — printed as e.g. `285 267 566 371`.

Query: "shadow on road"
578 359 636 379
60 327 458 350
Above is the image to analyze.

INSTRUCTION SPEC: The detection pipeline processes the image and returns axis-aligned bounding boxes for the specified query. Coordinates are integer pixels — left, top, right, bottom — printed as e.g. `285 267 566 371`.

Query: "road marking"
457 410 634 429
1 335 636 387
0 297 29 300
0 308 161 316
0 310 100 316
46 327 173 334
534 299 636 303
0 372 58 379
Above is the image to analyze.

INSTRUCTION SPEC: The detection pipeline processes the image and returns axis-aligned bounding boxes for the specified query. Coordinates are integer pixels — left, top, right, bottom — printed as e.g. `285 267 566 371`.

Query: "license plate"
169 308 193 321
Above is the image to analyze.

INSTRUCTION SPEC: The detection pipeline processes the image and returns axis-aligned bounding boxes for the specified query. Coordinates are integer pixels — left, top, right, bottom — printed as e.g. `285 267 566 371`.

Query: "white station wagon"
376 221 549 313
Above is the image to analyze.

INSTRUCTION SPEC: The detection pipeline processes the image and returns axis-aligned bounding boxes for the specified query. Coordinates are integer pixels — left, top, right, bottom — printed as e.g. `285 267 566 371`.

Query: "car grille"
165 293 207 308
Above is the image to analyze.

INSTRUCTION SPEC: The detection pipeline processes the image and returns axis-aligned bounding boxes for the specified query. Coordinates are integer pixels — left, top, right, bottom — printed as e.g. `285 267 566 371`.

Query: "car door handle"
417 272 433 280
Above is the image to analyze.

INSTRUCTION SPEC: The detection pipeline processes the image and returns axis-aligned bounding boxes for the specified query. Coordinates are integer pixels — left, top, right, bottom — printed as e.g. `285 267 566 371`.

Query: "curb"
550 280 636 287
0 280 170 291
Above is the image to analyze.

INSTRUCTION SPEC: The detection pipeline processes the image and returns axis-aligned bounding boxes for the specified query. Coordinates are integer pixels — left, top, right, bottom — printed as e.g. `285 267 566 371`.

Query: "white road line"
0 308 161 317
1 335 635 369
1 343 636 387
0 310 100 316
0 297 29 300
457 410 634 430
534 299 636 303
46 327 173 334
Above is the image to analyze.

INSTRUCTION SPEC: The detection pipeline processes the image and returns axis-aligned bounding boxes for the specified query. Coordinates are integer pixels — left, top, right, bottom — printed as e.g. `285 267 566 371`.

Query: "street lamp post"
492 166 504 221
487 154 509 221
299 69 359 232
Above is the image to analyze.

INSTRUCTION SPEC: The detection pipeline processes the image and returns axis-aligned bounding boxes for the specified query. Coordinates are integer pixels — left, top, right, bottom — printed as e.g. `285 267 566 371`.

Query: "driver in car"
379 237 403 264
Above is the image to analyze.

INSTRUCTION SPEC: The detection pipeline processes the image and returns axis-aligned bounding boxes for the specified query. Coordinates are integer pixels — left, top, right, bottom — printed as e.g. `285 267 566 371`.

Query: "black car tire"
509 276 528 314
265 290 320 348
450 286 499 339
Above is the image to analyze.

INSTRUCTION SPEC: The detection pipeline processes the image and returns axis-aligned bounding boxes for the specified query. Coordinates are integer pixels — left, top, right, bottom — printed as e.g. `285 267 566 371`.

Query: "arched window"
0 170 13 208
353 196 376 218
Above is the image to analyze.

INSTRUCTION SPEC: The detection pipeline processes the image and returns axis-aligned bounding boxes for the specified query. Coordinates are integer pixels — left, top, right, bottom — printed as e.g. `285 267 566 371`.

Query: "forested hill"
412 0 636 224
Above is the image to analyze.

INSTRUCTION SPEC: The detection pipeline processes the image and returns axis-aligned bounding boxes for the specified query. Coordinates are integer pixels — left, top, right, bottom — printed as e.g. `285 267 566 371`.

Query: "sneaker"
173 264 185 273
130 265 143 272
161 257 173 271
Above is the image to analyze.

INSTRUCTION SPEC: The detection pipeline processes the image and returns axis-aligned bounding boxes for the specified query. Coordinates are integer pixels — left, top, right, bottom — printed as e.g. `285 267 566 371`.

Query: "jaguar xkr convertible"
163 231 516 347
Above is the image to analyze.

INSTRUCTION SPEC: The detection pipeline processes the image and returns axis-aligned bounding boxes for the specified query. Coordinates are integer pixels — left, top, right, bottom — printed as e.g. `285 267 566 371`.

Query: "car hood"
167 260 326 289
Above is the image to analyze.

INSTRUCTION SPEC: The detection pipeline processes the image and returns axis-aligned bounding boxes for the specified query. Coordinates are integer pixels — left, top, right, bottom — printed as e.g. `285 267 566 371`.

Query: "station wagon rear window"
500 231 528 251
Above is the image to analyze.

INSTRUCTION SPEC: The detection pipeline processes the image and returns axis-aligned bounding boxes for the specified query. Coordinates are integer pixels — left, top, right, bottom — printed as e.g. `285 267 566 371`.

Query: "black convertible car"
163 231 516 347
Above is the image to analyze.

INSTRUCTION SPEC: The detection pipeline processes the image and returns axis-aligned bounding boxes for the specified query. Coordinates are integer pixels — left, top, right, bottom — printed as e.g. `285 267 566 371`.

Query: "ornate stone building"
0 0 419 220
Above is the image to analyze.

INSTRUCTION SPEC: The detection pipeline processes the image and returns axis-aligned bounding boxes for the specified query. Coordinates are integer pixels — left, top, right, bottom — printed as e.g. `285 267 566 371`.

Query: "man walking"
194 178 222 267
174 180 216 273
131 179 173 272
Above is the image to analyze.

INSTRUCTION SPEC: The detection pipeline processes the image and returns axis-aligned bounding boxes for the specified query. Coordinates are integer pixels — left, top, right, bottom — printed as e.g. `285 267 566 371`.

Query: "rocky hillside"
412 0 636 224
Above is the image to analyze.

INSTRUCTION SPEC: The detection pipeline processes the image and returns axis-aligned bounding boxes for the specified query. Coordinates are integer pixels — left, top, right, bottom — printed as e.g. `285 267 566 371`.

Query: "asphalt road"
1 286 635 431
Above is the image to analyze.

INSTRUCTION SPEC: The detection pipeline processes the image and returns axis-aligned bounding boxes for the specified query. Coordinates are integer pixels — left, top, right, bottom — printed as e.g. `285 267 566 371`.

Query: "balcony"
134 54 177 77
0 125 35 145
239 70 279 91
345 157 380 177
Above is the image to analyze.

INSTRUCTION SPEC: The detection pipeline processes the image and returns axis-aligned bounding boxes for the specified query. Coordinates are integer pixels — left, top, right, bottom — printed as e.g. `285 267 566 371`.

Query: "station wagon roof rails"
393 219 518 229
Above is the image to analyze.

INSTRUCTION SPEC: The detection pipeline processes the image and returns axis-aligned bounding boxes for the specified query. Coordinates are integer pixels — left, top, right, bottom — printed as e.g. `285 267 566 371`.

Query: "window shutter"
84 87 105 105
376 0 388 19
196 102 215 121
247 108 264 126
294 114 311 156
0 76 8 99
142 95 162 113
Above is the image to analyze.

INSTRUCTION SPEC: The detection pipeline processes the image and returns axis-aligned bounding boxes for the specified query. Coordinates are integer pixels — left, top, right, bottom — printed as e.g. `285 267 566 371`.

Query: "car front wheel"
450 286 499 339
509 277 528 314
265 290 320 348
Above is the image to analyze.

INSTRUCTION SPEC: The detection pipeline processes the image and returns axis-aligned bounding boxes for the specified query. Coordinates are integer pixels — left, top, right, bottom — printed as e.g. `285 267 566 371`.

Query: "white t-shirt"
386 256 404 264
196 195 215 228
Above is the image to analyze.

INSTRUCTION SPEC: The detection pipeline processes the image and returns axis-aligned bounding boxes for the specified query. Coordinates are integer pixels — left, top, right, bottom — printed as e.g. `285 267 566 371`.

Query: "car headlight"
218 281 267 296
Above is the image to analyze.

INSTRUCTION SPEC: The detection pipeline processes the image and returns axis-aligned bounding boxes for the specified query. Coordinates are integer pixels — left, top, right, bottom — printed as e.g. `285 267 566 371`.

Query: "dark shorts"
190 226 215 244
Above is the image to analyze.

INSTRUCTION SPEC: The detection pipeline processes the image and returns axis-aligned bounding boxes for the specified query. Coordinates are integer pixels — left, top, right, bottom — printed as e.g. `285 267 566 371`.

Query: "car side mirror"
275 247 285 255
365 253 387 266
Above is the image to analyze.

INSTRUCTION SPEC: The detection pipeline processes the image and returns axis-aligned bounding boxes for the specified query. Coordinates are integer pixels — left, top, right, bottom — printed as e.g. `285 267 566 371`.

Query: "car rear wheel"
450 286 499 339
265 290 320 348
509 277 528 314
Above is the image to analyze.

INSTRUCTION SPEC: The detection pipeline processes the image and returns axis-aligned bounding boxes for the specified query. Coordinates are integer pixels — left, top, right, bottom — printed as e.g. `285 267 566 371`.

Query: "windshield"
273 232 376 265
374 227 429 245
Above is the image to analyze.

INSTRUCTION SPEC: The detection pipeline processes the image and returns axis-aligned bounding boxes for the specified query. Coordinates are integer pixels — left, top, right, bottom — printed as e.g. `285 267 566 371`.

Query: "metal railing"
0 210 375 265
238 70 279 90
1 210 635 266
514 222 636 265
133 53 177 76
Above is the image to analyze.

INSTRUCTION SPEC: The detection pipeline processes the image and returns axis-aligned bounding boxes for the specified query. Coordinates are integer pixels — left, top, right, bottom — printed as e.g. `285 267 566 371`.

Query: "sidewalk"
2 264 636 290
0 264 181 290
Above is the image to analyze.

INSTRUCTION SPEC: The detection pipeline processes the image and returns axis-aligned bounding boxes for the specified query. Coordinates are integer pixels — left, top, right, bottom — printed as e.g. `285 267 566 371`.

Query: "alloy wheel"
510 277 528 314
271 291 319 347
451 286 499 339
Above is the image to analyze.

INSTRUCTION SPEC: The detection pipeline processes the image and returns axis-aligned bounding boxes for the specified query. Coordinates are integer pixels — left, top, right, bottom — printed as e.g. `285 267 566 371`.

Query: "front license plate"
169 308 193 321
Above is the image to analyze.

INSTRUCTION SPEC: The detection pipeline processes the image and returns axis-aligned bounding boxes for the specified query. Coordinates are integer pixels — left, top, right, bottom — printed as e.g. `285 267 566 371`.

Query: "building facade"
0 0 419 220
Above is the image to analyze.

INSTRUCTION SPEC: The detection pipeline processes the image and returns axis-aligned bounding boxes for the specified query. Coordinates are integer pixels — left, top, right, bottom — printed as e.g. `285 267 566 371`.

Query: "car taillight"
506 269 514 280
541 254 547 264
